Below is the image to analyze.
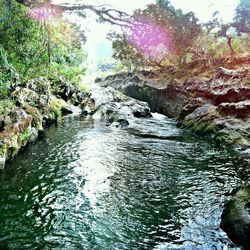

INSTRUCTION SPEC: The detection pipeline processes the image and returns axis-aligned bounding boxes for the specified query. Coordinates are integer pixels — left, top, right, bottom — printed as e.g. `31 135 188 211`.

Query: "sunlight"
125 20 175 63
27 3 61 22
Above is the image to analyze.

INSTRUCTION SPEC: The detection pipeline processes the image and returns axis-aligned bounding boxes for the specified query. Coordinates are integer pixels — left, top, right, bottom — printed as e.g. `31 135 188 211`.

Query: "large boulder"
221 184 250 248
51 77 91 106
96 68 250 146
91 85 151 126
99 73 189 118
27 77 51 96
183 76 250 106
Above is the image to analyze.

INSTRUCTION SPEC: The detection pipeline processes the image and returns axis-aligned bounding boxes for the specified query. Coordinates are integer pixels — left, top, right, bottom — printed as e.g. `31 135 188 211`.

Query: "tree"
109 2 201 69
217 24 236 56
234 0 250 34
156 0 202 57
204 11 237 57
0 0 87 87
107 32 148 70
15 0 132 27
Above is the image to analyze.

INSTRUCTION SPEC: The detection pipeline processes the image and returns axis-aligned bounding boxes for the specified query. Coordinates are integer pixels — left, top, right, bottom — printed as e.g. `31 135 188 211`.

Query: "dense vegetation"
1 0 250 99
109 0 250 71
0 0 87 101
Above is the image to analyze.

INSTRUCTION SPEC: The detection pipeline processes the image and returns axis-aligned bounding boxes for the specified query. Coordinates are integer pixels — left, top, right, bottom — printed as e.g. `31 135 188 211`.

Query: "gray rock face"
221 185 250 248
0 77 91 171
0 153 6 171
100 74 189 118
51 77 91 107
91 85 151 126
97 70 250 146
218 100 250 118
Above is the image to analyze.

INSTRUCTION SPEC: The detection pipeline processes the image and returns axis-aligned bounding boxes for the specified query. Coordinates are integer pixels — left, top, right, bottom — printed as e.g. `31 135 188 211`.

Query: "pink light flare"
124 20 175 63
27 3 61 22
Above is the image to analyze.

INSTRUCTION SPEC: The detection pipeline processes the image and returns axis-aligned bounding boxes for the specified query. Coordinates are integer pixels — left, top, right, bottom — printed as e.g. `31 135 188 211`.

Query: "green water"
0 114 249 249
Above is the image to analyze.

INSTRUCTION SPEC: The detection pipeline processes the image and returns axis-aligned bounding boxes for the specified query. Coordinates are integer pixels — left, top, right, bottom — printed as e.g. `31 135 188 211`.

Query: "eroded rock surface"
221 184 250 249
0 77 91 171
97 68 250 146
91 85 151 126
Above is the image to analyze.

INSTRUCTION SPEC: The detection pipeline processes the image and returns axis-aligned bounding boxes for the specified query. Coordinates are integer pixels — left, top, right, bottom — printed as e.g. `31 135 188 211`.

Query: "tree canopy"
234 0 250 34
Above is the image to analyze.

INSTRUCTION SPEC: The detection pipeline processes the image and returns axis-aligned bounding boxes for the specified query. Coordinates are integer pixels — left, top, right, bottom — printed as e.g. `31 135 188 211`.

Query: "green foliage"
50 63 85 87
108 32 148 70
0 99 16 115
109 2 202 69
19 129 30 142
0 0 87 87
79 84 89 93
155 2 202 55
0 0 47 78
234 0 250 34
0 45 15 98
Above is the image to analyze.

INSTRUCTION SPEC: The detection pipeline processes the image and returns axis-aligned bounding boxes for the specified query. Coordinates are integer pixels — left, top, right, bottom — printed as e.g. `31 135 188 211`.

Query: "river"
0 114 249 249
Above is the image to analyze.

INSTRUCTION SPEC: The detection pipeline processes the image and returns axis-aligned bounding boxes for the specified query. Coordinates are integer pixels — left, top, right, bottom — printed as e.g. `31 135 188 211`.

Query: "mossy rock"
221 184 250 248
22 102 43 131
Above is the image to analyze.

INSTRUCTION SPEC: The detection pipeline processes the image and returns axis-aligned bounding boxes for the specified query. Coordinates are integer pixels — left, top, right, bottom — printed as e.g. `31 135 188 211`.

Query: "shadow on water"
0 114 248 249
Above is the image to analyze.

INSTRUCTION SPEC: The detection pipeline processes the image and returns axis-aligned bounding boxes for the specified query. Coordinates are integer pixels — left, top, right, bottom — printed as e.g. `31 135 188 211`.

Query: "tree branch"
15 0 134 28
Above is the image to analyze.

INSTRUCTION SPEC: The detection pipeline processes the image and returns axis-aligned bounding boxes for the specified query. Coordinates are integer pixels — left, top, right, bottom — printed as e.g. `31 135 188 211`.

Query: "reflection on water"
0 114 248 249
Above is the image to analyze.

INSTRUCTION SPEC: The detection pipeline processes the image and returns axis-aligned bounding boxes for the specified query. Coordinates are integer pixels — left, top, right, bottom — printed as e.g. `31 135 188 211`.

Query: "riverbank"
0 77 92 170
0 76 153 171
96 65 250 248
97 66 250 148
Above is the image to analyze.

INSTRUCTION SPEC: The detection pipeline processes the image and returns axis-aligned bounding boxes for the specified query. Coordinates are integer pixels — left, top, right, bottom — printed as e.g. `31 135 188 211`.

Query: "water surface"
0 114 249 249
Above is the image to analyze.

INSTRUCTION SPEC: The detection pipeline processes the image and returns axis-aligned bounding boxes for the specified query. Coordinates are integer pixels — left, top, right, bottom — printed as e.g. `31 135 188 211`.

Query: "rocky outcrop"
0 76 153 170
98 75 189 118
0 77 91 171
97 69 250 247
97 68 250 146
220 184 250 249
90 85 151 126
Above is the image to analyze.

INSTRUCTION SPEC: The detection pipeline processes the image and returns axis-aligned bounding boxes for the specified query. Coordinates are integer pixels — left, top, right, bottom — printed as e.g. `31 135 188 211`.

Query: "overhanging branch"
15 0 134 28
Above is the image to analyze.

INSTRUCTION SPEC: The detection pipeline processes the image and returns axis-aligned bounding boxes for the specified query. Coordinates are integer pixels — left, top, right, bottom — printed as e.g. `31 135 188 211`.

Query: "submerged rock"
221 185 250 248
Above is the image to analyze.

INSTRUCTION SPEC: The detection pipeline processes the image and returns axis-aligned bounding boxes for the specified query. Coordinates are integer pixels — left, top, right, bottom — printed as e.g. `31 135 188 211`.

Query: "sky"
53 0 240 63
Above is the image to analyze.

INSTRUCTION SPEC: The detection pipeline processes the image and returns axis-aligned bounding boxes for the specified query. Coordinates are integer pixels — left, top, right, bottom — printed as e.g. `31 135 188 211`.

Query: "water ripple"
0 115 247 249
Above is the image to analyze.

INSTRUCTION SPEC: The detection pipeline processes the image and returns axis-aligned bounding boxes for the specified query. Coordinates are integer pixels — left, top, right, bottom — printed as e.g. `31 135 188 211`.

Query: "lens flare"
27 3 61 22
125 20 175 63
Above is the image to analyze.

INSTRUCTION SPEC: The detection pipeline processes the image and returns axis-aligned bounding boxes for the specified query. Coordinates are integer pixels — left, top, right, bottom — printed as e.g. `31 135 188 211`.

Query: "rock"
212 117 250 145
28 127 39 143
21 103 43 131
0 153 6 171
221 184 250 248
111 119 130 127
12 87 40 106
91 85 151 125
178 97 207 121
183 77 250 105
0 115 4 131
182 104 221 133
218 100 250 119
81 98 95 115
61 104 82 115
27 77 51 96
213 66 248 80
52 77 91 106
99 73 189 118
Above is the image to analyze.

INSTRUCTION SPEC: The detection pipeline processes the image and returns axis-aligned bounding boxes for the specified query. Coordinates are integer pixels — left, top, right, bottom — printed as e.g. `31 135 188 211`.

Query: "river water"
0 114 249 249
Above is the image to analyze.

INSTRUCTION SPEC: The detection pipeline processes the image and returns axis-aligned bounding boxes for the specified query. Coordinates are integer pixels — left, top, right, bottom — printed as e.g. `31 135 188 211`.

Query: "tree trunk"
226 36 235 56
